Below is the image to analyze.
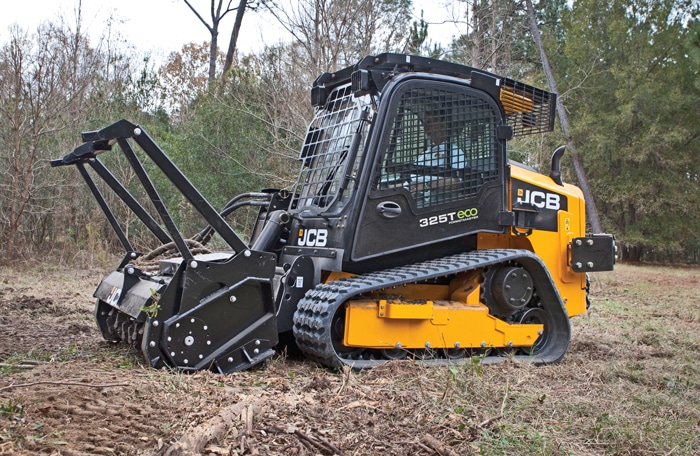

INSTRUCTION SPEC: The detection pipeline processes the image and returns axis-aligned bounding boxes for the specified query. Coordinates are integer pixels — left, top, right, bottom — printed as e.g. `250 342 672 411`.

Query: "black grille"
374 87 499 209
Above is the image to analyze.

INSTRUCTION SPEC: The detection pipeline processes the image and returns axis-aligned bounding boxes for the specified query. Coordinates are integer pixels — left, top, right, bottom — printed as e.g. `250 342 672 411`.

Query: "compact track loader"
52 54 615 373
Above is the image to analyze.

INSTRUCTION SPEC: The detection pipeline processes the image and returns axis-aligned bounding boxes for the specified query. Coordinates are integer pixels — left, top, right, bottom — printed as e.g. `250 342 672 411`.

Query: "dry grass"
0 263 698 455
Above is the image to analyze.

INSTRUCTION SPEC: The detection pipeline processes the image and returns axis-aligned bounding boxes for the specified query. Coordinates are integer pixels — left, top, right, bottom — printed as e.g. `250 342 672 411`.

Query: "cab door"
351 79 507 261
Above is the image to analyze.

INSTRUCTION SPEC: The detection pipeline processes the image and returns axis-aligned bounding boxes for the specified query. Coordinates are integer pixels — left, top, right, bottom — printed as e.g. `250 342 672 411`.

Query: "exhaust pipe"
549 145 566 186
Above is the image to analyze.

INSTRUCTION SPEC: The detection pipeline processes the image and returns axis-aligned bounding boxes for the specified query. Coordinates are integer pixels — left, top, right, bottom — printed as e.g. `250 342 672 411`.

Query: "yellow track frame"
343 286 543 351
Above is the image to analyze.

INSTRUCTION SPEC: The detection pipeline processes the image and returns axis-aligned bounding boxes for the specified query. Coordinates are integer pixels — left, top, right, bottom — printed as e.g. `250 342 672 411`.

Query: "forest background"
1 0 699 265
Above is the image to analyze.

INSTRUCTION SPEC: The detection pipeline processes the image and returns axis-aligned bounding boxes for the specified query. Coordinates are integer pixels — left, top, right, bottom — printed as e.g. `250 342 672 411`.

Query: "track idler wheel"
518 307 551 355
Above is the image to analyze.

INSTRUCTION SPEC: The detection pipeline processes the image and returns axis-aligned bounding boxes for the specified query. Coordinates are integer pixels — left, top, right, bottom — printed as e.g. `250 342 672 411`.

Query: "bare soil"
0 263 698 455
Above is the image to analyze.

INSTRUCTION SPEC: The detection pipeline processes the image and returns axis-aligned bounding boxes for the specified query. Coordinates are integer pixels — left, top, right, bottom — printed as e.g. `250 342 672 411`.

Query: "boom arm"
51 119 249 259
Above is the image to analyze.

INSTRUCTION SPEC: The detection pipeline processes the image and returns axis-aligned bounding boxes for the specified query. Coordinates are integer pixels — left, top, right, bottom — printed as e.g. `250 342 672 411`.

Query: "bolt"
190 318 195 323
175 323 180 328
199 354 203 359
203 325 208 330
538 330 543 335
130 252 137 258
229 295 237 303
454 342 461 349
228 357 234 363
507 341 513 348
190 260 198 269
184 336 194 346
587 262 594 268
207 340 211 345
183 359 188 364
255 340 261 346
133 128 142 136
425 342 431 348
153 320 159 327
575 262 583 269
575 239 582 246
149 341 156 348
253 348 260 355
171 352 176 357
587 239 594 246
167 336 172 342
244 250 251 257
481 341 486 348
126 267 135 275
395 342 402 349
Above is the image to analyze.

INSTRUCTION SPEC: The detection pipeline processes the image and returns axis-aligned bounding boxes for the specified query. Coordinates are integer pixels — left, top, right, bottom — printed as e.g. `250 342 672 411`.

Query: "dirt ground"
0 263 698 455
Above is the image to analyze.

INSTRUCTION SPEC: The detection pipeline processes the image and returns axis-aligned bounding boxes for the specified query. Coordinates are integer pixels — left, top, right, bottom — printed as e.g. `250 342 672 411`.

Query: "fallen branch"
478 413 504 428
0 381 128 392
164 401 255 456
245 404 254 435
423 434 460 456
0 363 39 370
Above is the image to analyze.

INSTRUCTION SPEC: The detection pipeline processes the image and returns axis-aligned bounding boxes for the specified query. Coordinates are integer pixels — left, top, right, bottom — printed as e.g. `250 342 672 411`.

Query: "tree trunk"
525 0 603 234
222 0 248 81
208 27 218 85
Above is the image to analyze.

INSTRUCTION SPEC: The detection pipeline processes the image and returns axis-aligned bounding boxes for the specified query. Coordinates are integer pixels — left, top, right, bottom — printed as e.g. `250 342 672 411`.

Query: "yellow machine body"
339 163 589 351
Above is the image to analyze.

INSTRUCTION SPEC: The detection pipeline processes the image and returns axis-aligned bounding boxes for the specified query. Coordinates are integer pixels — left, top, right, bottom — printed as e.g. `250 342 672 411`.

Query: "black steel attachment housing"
52 119 286 373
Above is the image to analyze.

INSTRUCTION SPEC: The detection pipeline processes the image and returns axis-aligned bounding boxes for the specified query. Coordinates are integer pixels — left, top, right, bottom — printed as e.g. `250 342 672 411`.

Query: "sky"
0 0 468 64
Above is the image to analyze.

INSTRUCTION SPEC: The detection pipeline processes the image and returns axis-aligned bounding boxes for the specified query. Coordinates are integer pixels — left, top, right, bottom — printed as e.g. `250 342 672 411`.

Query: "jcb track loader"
52 54 615 373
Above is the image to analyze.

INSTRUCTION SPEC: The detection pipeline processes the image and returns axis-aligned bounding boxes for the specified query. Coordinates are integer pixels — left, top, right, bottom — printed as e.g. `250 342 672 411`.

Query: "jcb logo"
298 228 328 247
516 189 561 210
106 287 121 306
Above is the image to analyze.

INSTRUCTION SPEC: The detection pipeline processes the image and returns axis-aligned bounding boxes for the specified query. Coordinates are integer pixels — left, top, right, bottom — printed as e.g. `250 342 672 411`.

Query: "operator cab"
285 54 556 271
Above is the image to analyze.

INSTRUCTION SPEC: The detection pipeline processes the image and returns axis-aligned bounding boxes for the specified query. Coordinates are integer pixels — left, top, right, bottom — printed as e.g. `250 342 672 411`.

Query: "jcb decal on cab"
419 208 478 228
516 188 561 210
512 179 568 232
513 181 568 213
298 228 328 247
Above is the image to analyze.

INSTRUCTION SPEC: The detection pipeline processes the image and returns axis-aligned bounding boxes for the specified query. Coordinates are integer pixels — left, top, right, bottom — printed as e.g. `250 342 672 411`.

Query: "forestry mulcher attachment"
52 54 615 373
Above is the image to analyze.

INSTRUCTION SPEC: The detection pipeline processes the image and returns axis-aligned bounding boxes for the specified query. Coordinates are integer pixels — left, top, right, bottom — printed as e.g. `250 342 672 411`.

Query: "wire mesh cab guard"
291 84 373 215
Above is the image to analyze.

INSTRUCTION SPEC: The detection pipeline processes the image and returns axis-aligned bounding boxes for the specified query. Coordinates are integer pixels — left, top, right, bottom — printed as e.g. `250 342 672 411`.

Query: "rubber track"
292 249 571 368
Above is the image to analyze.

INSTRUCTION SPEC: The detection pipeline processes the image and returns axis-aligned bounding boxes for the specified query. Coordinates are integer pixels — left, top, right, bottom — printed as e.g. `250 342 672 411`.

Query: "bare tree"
183 0 239 84
450 0 530 75
0 20 103 260
525 0 602 233
262 0 411 75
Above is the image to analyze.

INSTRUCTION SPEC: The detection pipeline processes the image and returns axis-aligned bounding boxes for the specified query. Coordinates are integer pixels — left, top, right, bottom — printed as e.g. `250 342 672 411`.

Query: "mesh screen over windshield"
373 86 499 209
291 84 372 213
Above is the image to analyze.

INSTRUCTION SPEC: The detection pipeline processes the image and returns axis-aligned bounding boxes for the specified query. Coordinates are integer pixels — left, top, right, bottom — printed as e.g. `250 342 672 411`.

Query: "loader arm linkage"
52 119 287 373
